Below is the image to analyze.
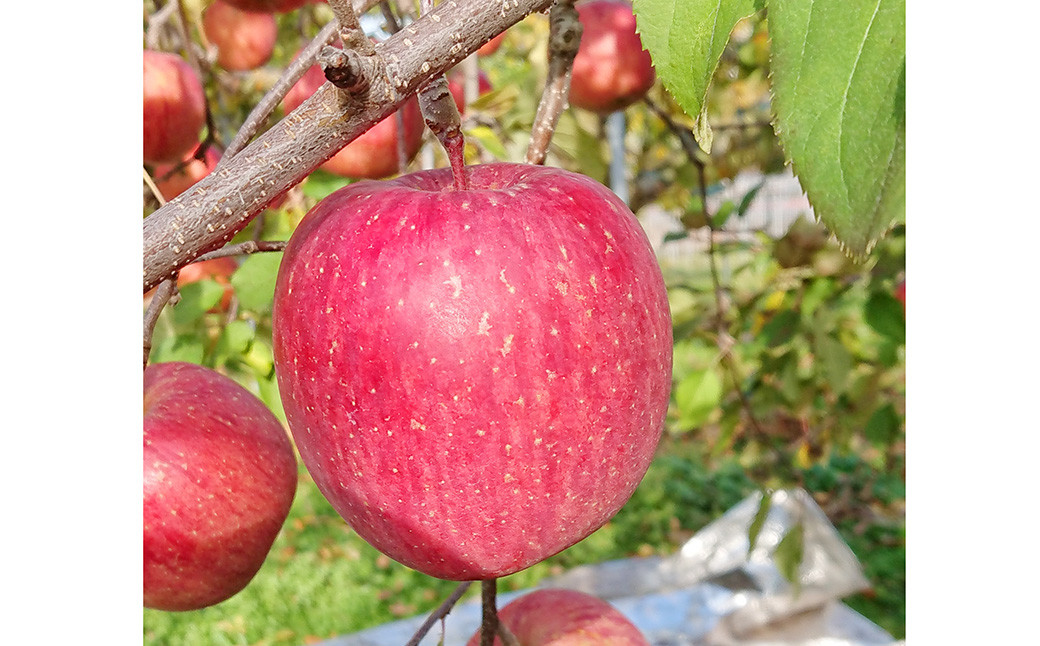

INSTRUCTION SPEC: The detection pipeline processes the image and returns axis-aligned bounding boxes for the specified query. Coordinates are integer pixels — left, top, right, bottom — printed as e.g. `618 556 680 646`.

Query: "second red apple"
569 0 655 113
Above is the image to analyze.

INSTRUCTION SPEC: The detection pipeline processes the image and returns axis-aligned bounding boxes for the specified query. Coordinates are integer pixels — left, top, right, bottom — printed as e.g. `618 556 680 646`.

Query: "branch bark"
144 0 554 293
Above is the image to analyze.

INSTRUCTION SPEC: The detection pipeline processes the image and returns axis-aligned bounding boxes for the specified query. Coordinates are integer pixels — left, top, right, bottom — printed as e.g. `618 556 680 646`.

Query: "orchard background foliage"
143 0 904 643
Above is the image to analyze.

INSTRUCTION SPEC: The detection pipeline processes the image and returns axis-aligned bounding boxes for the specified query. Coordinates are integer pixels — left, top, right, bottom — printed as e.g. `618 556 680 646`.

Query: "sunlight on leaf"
768 0 905 256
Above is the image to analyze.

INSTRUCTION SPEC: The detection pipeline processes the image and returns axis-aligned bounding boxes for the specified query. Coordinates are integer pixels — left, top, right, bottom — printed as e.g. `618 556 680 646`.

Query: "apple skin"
282 49 424 179
569 0 655 113
143 50 208 164
272 162 672 580
203 0 278 71
447 69 493 114
143 361 298 611
466 588 649 645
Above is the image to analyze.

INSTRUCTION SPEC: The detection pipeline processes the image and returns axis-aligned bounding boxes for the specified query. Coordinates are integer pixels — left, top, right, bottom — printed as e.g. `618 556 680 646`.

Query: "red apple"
221 0 312 12
447 68 493 114
203 0 278 71
282 46 425 179
143 361 298 611
466 589 649 645
272 162 672 580
144 50 207 164
895 279 905 313
478 31 507 56
151 144 222 202
569 0 655 113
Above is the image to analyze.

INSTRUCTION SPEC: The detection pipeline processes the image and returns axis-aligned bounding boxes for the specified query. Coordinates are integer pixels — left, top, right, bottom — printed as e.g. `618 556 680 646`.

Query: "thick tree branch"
144 0 554 292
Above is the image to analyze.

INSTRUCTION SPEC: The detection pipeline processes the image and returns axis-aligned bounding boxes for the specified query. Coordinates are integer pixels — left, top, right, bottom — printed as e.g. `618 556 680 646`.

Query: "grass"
144 441 904 645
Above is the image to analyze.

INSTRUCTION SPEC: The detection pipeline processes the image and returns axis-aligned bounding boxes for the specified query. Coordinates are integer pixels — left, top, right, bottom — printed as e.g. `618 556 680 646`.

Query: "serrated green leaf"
768 0 905 256
467 125 509 159
171 280 224 325
675 367 724 429
747 489 772 554
632 0 761 152
231 253 283 313
774 521 805 594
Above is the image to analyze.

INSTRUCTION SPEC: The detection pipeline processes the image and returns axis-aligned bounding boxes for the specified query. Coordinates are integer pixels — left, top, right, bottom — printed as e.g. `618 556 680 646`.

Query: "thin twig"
143 168 166 207
195 239 287 262
144 278 178 370
645 95 783 459
525 0 582 165
403 581 473 646
222 21 340 162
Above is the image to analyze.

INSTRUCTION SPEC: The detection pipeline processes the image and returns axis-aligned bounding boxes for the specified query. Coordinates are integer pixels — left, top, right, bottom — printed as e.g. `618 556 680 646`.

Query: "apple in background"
203 0 278 71
272 162 672 580
151 144 222 202
144 361 298 611
478 31 507 56
447 68 493 114
466 589 649 646
895 279 905 313
282 47 425 179
221 0 312 12
144 50 207 164
569 0 655 113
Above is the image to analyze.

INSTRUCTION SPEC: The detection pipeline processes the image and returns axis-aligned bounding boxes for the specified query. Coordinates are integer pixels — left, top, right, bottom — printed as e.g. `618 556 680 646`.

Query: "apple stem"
525 0 582 165
479 579 499 646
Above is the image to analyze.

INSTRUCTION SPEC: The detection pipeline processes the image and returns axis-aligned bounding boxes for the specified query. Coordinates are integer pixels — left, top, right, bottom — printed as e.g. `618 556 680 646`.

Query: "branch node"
320 46 370 93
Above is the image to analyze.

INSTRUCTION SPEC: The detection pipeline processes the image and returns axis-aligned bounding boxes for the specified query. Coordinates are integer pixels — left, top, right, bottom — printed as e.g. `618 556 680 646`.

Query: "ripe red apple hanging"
272 162 672 580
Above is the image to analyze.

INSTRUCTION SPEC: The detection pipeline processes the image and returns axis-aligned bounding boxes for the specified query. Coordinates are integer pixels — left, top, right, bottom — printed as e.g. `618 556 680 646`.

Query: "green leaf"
865 290 905 344
214 319 256 363
761 309 799 348
675 367 724 429
767 0 905 256
231 252 284 313
711 201 736 229
864 402 901 445
633 0 761 152
774 521 805 594
736 180 766 216
747 489 772 554
301 169 354 202
467 125 509 159
813 332 853 395
150 334 205 365
171 280 224 325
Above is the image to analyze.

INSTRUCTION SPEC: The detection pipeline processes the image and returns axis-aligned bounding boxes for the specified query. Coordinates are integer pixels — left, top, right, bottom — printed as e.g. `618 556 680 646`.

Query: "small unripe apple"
143 362 298 611
143 50 207 164
282 47 425 179
203 0 278 71
273 162 672 580
569 0 655 113
466 588 649 645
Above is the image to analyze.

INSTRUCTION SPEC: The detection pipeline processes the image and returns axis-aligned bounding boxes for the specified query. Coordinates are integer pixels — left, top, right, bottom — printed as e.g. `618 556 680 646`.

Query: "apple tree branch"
144 0 554 293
